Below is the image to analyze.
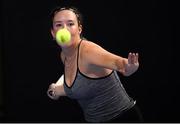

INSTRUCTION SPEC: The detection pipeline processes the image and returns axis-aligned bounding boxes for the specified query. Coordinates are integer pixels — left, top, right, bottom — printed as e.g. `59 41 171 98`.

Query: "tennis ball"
56 28 71 45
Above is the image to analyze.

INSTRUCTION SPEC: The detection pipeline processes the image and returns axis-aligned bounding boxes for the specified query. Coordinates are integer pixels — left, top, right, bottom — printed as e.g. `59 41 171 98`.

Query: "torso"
62 40 135 122
62 40 112 87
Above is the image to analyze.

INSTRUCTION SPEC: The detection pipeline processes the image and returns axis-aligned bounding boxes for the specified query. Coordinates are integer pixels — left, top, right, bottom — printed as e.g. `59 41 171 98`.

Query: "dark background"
0 0 179 122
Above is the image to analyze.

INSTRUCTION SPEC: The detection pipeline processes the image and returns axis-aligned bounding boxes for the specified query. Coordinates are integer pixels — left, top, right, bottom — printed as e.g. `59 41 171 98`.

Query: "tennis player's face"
51 10 82 40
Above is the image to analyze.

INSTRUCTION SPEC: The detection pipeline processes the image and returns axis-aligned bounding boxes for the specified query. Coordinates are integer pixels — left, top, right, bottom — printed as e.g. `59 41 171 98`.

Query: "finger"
47 89 55 98
128 52 133 64
47 84 56 97
131 53 136 63
47 89 59 100
134 53 139 63
48 90 54 97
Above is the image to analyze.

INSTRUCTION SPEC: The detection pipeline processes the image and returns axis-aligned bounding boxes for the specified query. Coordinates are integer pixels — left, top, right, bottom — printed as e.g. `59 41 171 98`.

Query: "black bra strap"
77 39 83 69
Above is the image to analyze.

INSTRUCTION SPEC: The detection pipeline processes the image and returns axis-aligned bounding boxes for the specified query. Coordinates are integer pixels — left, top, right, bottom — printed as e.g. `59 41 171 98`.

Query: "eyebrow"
54 20 75 23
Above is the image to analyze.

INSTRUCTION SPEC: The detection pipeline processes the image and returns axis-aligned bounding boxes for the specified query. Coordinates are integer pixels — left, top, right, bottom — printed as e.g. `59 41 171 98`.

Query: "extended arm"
83 41 139 76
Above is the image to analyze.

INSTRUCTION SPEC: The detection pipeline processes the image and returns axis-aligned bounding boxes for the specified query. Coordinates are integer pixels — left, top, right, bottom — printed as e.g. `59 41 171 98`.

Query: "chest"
64 59 77 87
63 71 117 100
63 72 100 99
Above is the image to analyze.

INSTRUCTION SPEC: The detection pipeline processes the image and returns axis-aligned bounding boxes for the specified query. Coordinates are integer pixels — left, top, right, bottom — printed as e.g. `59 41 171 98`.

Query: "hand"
47 83 60 100
124 53 139 76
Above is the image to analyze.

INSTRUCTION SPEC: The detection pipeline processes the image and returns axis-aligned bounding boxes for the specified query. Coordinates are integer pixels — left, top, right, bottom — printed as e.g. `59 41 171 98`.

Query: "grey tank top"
63 40 135 122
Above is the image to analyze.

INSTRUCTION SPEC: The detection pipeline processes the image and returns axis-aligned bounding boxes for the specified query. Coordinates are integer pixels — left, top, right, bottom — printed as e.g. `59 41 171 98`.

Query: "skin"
48 10 139 99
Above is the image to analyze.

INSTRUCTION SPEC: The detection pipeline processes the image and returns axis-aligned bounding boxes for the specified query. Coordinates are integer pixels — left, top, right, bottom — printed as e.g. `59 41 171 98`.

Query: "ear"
51 29 55 39
78 25 82 34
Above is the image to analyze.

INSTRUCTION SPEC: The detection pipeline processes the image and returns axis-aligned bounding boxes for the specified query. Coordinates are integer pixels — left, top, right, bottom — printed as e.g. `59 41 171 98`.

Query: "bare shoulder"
80 40 108 63
81 40 102 53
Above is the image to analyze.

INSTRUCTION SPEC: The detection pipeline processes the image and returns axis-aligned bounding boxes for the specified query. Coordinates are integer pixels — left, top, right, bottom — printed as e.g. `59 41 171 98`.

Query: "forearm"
47 75 66 100
54 74 66 96
116 58 128 76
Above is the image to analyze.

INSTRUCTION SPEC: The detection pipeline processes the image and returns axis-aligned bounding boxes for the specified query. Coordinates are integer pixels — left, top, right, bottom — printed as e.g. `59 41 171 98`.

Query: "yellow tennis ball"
56 28 71 45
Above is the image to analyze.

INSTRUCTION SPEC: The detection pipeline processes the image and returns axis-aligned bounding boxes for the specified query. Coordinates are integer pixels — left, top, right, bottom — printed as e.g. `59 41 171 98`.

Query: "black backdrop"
1 0 179 122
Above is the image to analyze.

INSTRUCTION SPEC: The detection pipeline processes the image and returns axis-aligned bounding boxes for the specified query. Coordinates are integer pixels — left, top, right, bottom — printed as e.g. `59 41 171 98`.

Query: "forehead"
53 10 77 22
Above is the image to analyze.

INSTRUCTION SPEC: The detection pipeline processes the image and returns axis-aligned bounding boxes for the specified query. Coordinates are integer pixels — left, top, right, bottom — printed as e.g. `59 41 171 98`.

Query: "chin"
60 42 73 48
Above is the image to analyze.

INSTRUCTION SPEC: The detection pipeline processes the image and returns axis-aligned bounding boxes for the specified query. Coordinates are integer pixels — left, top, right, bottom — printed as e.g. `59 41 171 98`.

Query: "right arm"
47 74 66 100
47 52 66 100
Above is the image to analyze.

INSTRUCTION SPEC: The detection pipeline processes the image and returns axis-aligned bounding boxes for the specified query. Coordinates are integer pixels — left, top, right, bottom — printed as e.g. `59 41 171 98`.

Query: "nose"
63 24 67 29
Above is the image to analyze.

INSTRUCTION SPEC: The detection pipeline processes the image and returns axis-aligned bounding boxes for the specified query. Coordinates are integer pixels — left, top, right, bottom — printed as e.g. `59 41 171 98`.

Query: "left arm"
82 41 139 76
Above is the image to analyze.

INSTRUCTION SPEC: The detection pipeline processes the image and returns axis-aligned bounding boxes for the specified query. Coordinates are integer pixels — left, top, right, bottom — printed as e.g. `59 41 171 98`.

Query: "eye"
68 23 74 26
55 23 62 27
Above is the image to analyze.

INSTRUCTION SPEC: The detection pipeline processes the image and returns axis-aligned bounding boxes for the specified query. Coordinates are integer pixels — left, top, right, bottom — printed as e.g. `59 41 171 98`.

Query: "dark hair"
50 6 83 29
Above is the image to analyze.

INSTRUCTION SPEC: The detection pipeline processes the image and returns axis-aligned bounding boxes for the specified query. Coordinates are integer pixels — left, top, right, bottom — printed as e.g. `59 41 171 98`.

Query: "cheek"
52 28 61 37
52 30 58 38
69 27 80 36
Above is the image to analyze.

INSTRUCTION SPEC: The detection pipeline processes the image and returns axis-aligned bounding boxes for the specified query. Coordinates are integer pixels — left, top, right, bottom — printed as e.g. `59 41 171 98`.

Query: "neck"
61 38 81 57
